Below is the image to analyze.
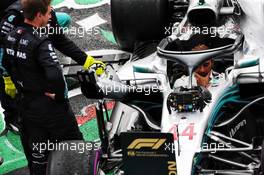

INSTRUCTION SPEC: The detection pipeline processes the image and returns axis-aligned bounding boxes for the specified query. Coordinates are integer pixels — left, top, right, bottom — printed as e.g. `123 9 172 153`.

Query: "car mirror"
235 57 259 69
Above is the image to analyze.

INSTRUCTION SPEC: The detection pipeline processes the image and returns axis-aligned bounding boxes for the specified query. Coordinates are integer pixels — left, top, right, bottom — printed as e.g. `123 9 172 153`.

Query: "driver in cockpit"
174 44 223 89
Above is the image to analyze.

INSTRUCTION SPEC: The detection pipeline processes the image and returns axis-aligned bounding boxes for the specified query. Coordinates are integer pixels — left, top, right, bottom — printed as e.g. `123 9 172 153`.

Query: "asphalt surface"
57 4 117 114
57 4 117 54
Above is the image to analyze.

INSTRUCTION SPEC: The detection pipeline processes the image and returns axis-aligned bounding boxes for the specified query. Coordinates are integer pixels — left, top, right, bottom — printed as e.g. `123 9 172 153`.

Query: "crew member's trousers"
19 95 83 175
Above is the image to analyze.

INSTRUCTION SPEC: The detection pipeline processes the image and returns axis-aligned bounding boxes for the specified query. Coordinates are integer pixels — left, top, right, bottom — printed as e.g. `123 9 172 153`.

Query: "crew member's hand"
45 92 55 100
195 72 211 88
3 76 16 99
83 55 106 76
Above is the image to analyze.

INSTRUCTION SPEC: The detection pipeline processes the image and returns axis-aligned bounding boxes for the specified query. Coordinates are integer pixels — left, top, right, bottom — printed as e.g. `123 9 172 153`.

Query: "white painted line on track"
2 156 26 166
68 87 82 98
4 138 23 154
62 57 72 75
85 49 132 56
76 13 107 30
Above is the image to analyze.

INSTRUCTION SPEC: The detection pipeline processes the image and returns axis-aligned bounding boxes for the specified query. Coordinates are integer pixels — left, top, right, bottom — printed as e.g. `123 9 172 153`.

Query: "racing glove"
83 55 106 76
3 76 16 99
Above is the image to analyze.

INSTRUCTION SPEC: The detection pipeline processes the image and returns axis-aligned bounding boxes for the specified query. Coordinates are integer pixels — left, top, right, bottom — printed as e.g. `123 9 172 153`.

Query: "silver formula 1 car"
48 0 264 174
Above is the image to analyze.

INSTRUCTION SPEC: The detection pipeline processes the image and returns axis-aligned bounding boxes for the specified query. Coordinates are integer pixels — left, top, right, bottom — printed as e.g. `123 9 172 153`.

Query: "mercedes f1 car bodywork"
48 0 264 174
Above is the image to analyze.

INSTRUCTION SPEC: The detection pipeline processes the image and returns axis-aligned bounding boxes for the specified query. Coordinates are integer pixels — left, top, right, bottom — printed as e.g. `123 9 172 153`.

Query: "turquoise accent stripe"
75 0 103 5
206 88 240 133
100 29 117 44
52 0 64 6
200 85 239 147
237 58 259 68
63 76 68 99
194 85 243 171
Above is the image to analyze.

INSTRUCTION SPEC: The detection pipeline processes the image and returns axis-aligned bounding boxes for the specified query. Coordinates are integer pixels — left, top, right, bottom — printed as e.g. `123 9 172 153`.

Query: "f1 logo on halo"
127 138 166 150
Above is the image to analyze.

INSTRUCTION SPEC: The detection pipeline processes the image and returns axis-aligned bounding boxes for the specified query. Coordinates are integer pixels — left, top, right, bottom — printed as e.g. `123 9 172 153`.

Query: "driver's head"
192 44 213 77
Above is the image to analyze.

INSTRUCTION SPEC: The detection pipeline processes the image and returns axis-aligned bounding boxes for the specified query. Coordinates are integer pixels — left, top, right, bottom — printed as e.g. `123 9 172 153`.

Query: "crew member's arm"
38 40 67 101
48 10 87 64
0 12 22 98
48 10 105 73
0 10 22 44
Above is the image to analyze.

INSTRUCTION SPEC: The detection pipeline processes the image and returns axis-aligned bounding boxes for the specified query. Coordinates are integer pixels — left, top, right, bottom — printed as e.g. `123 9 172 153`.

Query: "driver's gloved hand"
199 86 212 103
3 76 16 99
83 55 106 76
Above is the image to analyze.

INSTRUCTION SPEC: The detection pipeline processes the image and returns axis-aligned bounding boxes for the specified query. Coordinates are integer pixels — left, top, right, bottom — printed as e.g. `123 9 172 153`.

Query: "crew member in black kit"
0 0 105 135
3 0 101 174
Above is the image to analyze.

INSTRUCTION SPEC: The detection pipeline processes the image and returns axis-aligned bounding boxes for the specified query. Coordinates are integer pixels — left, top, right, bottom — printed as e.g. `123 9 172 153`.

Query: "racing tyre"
47 140 101 175
111 0 170 51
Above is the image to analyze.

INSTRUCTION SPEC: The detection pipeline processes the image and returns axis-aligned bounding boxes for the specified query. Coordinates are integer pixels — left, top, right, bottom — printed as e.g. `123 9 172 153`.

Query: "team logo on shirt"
6 48 27 59
17 51 26 59
8 15 15 22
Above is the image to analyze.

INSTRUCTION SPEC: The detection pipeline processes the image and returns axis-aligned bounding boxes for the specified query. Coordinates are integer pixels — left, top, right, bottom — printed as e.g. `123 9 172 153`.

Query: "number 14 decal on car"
168 123 197 141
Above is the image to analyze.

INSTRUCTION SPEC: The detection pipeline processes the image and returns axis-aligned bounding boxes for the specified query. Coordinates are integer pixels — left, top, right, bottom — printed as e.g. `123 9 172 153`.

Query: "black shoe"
0 157 3 165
